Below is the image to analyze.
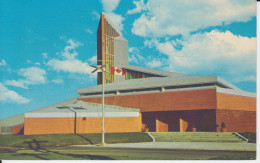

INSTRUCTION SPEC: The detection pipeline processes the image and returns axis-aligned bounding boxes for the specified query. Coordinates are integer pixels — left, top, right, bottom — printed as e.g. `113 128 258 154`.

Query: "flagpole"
101 65 105 146
89 64 125 146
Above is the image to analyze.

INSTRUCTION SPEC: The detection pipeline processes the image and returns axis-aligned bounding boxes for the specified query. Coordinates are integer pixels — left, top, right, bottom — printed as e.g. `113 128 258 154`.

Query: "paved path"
73 142 256 151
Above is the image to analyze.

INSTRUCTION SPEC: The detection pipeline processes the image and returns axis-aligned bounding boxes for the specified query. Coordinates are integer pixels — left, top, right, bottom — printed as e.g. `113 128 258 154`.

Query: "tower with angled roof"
97 13 185 85
0 13 255 135
97 13 129 84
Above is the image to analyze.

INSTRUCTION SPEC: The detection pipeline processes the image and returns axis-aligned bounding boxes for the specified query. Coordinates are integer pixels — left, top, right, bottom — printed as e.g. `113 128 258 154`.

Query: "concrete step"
152 136 239 139
150 132 234 135
152 137 240 140
155 139 246 143
149 132 246 143
151 134 237 137
151 136 239 139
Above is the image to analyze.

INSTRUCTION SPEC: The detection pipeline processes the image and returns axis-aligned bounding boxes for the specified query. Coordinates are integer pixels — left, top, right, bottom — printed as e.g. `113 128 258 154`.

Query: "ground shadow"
17 127 24 135
76 134 95 145
19 139 114 160
24 139 48 150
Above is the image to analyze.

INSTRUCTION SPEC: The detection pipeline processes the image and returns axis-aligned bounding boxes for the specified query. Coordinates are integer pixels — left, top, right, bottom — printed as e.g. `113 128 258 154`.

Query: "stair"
149 132 248 143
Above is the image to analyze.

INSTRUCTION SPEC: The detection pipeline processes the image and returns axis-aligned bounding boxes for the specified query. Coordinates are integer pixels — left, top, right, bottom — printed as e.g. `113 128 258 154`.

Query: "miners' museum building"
0 13 256 135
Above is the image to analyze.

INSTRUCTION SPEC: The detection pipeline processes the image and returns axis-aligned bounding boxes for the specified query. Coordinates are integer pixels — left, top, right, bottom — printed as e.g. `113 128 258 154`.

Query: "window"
130 72 134 79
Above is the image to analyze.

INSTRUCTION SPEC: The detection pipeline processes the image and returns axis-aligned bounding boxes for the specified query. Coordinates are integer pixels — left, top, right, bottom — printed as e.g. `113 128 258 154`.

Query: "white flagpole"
88 62 107 146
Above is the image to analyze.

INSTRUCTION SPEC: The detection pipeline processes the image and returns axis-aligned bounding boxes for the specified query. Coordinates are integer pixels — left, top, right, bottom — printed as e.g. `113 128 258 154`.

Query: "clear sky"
0 0 257 120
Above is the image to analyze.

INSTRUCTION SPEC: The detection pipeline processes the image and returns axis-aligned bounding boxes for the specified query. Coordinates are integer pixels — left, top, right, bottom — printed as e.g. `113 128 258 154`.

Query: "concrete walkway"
73 142 256 151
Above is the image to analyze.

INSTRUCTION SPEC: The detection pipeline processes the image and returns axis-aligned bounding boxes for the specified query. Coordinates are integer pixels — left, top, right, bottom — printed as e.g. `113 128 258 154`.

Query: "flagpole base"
100 143 106 147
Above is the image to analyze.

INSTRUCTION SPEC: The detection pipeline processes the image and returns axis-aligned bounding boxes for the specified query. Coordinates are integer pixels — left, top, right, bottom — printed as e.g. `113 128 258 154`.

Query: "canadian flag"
111 67 126 75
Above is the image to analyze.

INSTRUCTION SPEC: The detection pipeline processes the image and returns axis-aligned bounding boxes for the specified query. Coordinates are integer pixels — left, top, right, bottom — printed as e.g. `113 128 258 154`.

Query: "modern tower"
97 13 128 84
97 13 184 85
0 13 255 135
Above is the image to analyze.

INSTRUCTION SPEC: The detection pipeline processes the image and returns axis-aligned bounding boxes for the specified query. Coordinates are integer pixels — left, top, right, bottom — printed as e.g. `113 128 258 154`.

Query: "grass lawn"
0 146 256 160
0 132 152 148
239 132 256 143
0 132 256 160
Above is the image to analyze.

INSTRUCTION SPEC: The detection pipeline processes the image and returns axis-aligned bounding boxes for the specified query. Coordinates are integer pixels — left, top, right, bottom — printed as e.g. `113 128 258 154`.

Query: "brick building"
0 99 142 135
0 13 256 135
77 75 256 132
24 100 141 135
77 13 256 133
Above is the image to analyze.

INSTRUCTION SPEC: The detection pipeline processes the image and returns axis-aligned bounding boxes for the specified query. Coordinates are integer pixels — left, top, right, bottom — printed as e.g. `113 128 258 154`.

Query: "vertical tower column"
96 13 128 85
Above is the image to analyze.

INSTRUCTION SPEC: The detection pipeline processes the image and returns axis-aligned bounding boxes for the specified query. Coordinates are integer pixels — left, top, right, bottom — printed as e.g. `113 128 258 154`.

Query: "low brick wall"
12 123 24 135
24 114 142 135
216 109 256 132
216 93 256 132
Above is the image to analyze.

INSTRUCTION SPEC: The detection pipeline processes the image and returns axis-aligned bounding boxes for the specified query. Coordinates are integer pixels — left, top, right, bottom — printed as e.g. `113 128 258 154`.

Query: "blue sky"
0 0 257 120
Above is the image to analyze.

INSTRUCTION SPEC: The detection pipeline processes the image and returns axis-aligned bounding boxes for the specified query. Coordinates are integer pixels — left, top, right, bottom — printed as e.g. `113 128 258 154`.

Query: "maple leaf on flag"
111 67 126 75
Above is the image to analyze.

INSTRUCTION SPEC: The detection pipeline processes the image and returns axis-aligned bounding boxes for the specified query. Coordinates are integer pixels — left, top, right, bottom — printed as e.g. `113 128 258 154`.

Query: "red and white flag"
111 67 126 75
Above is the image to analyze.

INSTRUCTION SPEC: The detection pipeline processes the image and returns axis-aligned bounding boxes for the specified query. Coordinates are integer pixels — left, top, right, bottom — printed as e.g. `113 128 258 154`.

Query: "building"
78 13 256 133
0 99 142 135
96 13 175 85
24 100 141 135
0 13 256 135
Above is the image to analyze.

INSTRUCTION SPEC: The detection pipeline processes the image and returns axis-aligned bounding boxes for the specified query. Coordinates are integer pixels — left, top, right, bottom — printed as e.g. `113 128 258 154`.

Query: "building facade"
96 13 177 85
78 76 256 132
0 13 256 135
23 100 142 135
78 13 256 133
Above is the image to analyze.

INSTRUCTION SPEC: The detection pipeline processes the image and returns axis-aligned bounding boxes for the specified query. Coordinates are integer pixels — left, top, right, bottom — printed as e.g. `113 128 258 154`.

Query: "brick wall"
142 110 216 132
79 89 217 112
179 118 188 132
77 113 142 133
217 93 256 111
24 114 142 135
216 109 256 132
24 118 75 135
12 123 24 135
216 93 256 132
156 115 169 132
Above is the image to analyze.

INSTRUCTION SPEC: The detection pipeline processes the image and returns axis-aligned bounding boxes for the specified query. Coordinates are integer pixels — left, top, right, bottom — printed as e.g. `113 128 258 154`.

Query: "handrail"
233 132 248 142
147 132 155 142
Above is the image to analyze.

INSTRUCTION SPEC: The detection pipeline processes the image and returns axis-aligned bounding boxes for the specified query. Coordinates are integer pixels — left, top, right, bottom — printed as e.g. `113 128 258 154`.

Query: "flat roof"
77 75 241 94
30 100 139 113
124 65 185 77
0 114 24 127
0 98 78 127
25 100 140 118
217 87 256 98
